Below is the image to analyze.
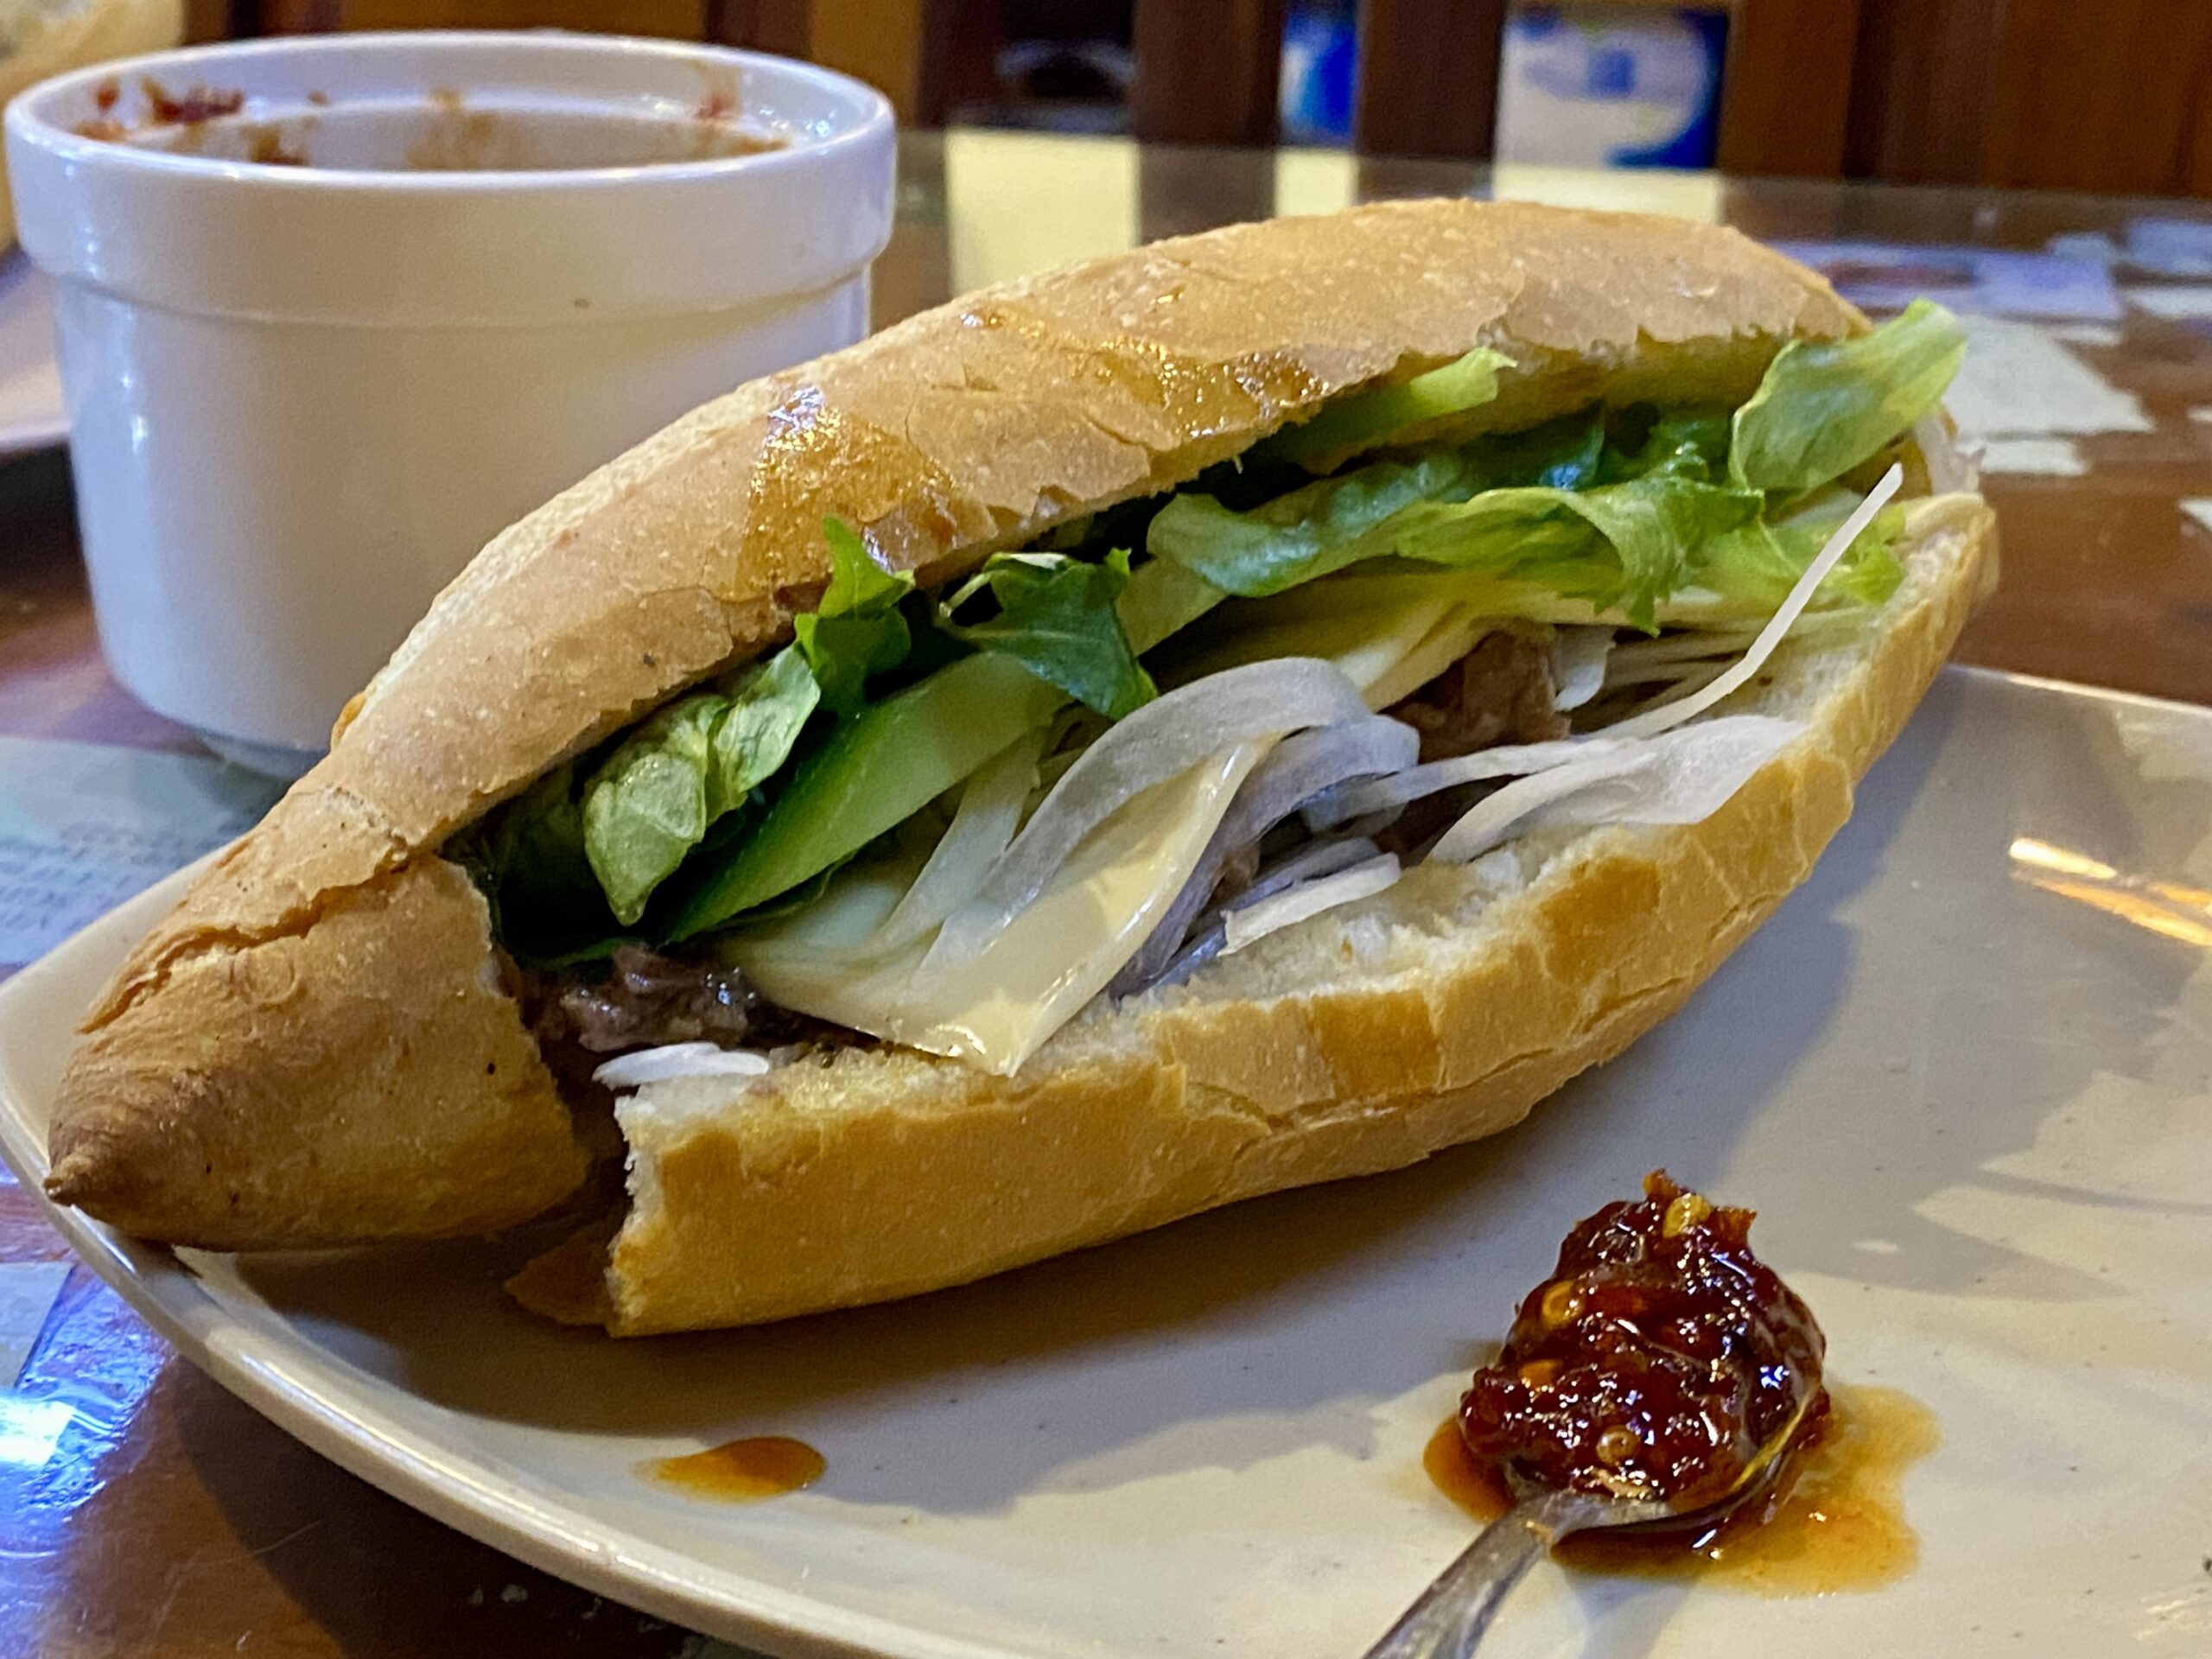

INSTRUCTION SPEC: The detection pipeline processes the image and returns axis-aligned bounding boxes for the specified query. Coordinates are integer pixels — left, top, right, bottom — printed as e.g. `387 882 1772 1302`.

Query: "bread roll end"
47 857 590 1249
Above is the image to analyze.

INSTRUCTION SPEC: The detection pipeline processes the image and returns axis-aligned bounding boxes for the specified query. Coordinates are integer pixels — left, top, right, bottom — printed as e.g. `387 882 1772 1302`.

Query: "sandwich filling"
460 301 1967 1083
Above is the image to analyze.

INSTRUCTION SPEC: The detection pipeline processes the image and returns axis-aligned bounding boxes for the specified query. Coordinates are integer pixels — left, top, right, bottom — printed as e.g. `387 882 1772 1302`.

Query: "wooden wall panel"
1713 0 1859 177
261 0 706 33
705 0 811 54
184 0 239 40
806 0 927 117
1845 0 2212 195
1979 0 2212 195
1842 0 2005 185
1130 0 1286 146
1351 0 1506 159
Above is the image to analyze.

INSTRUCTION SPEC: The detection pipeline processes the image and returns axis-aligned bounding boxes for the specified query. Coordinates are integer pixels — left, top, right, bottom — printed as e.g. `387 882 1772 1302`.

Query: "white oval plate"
2 665 2209 1658
0 252 65 460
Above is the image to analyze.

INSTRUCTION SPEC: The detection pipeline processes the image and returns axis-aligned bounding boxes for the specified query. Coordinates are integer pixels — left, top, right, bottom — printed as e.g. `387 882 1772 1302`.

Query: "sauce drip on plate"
648 1436 825 1502
1425 1385 1937 1594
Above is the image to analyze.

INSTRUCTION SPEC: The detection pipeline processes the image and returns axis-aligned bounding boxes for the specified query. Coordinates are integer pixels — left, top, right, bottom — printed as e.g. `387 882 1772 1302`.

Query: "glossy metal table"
3 131 2209 1657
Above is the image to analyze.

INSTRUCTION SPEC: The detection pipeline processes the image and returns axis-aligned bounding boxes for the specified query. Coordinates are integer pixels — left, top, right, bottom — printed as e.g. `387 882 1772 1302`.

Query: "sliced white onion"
1221 716 1417 849
925 658 1369 968
1118 717 1414 993
1605 660 1729 690
874 728 1044 952
1114 816 1389 997
1913 412 1979 495
1553 626 1614 711
1615 658 1728 713
1604 627 1760 679
1236 833 1387 906
1430 714 1805 865
592 1043 773 1090
1221 853 1402 955
1603 465 1903 742
1304 734 1638 830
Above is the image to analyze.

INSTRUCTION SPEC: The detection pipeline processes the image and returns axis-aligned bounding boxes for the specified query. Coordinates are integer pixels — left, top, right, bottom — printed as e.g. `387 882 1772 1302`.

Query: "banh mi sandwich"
45 200 1993 1335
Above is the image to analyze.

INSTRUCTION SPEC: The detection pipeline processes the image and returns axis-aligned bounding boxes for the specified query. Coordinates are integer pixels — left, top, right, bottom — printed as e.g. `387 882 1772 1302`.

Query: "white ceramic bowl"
6 31 894 773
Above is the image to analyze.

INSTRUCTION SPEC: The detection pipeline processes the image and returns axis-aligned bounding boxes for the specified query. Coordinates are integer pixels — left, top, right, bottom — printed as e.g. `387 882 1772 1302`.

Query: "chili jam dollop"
1459 1171 1827 1510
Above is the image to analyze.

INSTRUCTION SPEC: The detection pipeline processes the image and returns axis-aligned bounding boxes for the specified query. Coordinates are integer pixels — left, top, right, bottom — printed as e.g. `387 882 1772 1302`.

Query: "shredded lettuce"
937 550 1155 718
1484 408 1608 489
1147 450 1478 598
1729 300 1966 495
1150 414 1759 630
476 302 1962 961
796 518 915 715
665 653 1068 939
1692 493 1906 616
1380 474 1763 631
581 648 820 925
458 762 616 963
1602 407 1729 485
1256 345 1514 467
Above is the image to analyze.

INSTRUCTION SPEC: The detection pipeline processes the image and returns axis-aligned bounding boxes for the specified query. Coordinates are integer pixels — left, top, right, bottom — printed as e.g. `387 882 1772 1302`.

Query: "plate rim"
0 872 1036 1659
0 662 2199 1658
0 250 67 461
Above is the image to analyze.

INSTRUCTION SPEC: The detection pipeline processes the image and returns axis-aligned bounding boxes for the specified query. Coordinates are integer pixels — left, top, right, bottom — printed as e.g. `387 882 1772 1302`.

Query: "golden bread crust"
48 199 1863 1248
532 500 1993 1333
48 859 588 1247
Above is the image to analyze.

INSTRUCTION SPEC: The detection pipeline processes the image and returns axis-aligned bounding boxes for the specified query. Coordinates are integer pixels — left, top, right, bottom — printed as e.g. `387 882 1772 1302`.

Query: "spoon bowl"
1363 1391 1821 1659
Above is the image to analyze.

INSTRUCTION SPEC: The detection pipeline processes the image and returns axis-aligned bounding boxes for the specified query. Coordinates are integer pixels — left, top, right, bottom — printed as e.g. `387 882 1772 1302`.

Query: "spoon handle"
1359 1496 1564 1659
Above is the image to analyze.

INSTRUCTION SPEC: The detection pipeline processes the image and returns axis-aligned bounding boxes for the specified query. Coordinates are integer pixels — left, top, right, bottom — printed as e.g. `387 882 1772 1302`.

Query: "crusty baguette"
47 199 1889 1256
513 493 1993 1334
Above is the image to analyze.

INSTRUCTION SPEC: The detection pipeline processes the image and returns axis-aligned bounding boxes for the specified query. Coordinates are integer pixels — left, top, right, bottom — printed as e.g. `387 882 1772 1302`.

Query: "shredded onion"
1109 716 1415 994
925 658 1370 968
874 728 1043 951
1605 628 1760 679
1222 853 1402 955
1304 734 1637 830
1223 716 1418 849
1235 833 1387 908
1116 822 1389 996
1429 714 1805 864
1553 626 1614 711
1913 412 1979 495
1604 465 1903 741
1615 658 1729 714
593 1043 773 1090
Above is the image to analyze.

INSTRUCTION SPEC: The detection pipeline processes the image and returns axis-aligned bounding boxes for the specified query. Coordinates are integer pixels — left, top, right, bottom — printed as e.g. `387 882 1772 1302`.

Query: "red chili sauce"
1459 1170 1827 1512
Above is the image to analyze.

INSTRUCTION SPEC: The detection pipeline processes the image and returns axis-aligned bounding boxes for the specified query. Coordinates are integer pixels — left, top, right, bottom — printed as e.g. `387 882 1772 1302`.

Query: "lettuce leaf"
1692 497 1906 615
937 550 1155 718
581 646 821 925
1383 474 1764 630
458 762 621 963
1601 407 1729 485
1256 346 1514 467
1149 414 1760 631
1729 300 1966 495
1147 449 1482 598
1144 409 1641 602
796 518 915 715
665 652 1069 938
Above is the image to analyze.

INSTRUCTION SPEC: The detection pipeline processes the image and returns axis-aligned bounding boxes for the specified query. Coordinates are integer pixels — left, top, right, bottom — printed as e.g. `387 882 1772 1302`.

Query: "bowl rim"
4 29 896 193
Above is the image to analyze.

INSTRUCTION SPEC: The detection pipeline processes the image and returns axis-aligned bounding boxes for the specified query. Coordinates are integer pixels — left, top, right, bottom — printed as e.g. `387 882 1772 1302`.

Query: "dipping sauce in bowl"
73 70 794 167
6 32 893 773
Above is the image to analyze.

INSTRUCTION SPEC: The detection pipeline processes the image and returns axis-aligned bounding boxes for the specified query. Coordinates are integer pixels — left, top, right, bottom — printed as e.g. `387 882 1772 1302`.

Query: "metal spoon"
1361 1395 1816 1659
